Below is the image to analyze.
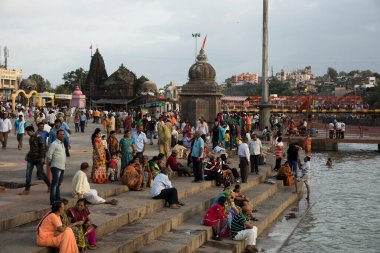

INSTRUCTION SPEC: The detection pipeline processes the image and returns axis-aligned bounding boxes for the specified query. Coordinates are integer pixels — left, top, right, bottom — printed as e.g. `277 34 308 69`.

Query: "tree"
338 71 347 76
360 69 373 77
365 85 380 108
55 84 72 94
269 79 293 95
62 67 88 88
28 74 52 92
348 70 360 76
327 67 338 81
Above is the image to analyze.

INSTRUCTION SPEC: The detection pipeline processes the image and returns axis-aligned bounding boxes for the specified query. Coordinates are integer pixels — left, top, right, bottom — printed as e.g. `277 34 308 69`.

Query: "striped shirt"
231 213 250 237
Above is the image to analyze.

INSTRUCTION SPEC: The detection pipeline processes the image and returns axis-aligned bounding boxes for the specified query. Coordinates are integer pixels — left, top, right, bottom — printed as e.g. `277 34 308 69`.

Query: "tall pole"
259 0 271 130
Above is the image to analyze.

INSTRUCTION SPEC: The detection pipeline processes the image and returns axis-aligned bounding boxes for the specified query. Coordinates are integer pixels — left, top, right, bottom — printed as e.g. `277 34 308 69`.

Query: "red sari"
68 207 97 246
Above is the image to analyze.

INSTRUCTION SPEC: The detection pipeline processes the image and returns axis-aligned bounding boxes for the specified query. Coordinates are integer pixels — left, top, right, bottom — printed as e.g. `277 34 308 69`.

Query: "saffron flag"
298 96 311 112
201 35 207 50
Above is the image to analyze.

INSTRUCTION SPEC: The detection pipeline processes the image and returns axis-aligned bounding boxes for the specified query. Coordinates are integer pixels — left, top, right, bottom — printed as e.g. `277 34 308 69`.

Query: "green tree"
28 74 52 92
360 69 373 77
269 79 293 96
55 84 72 94
348 70 360 76
62 67 88 89
327 67 338 81
365 85 380 108
338 71 347 76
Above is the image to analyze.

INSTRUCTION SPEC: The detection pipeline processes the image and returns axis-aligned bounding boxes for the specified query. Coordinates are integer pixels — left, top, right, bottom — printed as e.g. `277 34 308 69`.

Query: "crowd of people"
0 104 313 253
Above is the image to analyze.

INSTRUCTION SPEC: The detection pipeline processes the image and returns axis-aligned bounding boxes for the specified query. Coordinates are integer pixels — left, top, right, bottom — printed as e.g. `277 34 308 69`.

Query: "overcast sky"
1 0 379 88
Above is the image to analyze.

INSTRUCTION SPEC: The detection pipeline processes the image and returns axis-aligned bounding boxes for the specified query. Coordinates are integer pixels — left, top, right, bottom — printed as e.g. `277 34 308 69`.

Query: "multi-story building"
231 72 259 85
0 68 22 101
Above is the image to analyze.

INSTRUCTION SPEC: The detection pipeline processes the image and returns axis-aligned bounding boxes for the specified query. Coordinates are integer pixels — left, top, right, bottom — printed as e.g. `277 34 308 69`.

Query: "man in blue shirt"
36 122 50 180
48 119 70 157
191 131 204 182
14 114 27 150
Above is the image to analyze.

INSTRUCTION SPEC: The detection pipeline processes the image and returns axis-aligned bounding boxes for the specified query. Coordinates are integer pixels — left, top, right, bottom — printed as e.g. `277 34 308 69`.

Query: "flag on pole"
201 35 207 50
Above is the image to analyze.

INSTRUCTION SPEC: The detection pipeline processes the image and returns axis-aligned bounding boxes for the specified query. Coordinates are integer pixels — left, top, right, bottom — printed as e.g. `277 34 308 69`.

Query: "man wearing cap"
191 131 204 182
0 112 12 149
19 126 51 195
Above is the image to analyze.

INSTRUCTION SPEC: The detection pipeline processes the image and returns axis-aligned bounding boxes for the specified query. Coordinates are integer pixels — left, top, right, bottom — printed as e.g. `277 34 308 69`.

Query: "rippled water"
280 144 380 253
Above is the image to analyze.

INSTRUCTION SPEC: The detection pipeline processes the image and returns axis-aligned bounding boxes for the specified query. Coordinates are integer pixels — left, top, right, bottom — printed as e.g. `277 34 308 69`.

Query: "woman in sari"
91 128 108 184
60 199 86 252
67 199 98 250
36 201 78 253
121 157 144 191
119 130 135 177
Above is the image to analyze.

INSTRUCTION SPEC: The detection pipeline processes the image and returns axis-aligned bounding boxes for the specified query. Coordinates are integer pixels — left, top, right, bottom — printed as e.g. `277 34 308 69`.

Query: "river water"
280 144 380 253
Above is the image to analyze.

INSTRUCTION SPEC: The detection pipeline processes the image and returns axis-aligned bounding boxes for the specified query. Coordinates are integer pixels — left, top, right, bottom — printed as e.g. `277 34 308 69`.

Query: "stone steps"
134 184 297 253
0 162 274 253
87 175 272 253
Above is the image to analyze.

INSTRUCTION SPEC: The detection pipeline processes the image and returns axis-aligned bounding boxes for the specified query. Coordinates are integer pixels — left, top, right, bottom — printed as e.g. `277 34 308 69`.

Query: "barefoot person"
300 156 311 200
121 157 144 191
231 206 259 253
151 168 183 209
72 162 117 205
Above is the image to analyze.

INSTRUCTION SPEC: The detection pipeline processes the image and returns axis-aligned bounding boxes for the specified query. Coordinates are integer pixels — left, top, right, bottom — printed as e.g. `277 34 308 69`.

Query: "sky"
0 0 379 88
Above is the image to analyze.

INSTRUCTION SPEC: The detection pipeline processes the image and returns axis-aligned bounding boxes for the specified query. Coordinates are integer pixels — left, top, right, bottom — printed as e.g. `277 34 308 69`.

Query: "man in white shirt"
196 118 209 141
72 162 117 205
0 112 12 149
238 137 250 183
46 129 66 205
132 125 148 159
249 133 262 175
151 168 183 209
47 110 56 128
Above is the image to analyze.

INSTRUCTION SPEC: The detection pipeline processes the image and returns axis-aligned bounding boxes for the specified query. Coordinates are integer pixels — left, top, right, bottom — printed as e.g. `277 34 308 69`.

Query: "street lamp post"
259 0 272 130
192 33 201 61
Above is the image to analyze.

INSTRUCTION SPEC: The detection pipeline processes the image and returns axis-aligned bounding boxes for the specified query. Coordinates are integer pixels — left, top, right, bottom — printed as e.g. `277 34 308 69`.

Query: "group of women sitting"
36 199 97 253
204 154 240 186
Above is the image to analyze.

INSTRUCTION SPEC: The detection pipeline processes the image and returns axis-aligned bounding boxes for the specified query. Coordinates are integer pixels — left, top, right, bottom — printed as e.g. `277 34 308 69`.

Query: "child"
108 154 119 182
326 158 332 167
101 134 110 162
74 113 80 133
224 130 230 150
142 156 153 187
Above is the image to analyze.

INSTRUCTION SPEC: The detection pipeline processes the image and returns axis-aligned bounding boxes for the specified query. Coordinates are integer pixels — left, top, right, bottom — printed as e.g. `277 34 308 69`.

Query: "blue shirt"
131 131 148 152
48 127 69 146
36 130 49 148
79 114 86 122
14 120 27 134
191 137 204 158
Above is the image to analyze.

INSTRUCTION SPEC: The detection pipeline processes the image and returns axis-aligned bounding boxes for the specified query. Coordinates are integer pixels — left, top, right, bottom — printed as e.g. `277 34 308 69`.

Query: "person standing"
249 133 262 175
79 111 86 133
238 137 250 183
36 122 50 180
91 128 108 184
147 117 157 145
47 110 56 128
18 126 51 195
191 131 204 183
47 129 66 204
119 130 135 177
300 156 311 200
274 137 284 170
0 112 12 149
287 143 301 194
14 114 27 150
132 125 148 160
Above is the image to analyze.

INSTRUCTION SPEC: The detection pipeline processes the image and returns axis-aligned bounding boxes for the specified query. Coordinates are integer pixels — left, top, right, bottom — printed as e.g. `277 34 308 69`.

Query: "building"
82 49 157 108
0 68 22 101
275 66 313 88
231 72 259 85
180 48 222 125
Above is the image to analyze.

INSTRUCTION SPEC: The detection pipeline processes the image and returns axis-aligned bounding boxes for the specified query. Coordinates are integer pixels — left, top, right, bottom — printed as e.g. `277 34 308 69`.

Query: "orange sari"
122 165 143 190
36 213 78 253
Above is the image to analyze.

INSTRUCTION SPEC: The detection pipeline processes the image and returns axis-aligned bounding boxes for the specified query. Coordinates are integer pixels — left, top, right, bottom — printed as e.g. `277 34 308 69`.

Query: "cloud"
0 0 379 88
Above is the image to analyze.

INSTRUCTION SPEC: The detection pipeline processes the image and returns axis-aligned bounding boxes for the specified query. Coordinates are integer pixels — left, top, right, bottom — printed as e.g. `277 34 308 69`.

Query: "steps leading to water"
135 184 298 253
